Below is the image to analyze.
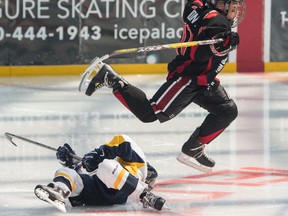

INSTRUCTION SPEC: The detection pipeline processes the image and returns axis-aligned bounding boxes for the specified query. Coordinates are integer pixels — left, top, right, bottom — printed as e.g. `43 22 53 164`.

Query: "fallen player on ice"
34 134 167 212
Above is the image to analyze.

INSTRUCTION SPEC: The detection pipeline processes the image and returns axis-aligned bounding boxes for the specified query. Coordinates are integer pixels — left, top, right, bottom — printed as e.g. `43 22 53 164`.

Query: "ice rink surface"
0 72 288 216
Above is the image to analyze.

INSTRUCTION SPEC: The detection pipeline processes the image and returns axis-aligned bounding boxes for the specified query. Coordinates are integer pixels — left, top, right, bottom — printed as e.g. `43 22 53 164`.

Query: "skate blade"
35 187 67 213
177 153 212 173
79 58 103 92
79 68 97 93
162 203 171 210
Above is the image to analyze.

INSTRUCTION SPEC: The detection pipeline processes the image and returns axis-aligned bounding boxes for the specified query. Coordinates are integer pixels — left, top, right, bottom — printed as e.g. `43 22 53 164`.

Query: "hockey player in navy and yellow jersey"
34 134 166 212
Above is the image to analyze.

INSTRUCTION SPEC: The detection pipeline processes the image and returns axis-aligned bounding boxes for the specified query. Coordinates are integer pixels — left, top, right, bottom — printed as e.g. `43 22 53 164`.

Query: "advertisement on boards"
271 0 288 61
0 0 185 66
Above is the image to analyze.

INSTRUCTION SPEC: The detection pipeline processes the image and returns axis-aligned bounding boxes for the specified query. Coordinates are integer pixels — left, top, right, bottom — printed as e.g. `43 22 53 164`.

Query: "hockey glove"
210 31 240 56
82 147 105 173
56 143 76 168
145 162 158 191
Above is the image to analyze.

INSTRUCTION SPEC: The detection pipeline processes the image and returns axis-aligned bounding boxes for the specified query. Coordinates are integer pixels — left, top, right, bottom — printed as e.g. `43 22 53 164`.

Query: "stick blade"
4 132 17 146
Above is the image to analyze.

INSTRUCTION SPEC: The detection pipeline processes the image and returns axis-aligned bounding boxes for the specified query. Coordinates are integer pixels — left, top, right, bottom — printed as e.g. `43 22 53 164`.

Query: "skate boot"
34 182 70 212
140 188 166 211
177 128 215 173
85 61 128 96
145 162 158 191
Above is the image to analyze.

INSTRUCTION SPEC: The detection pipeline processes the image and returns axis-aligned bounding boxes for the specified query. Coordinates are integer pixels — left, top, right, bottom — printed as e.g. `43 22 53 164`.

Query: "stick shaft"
98 38 223 61
112 38 223 55
4 132 82 161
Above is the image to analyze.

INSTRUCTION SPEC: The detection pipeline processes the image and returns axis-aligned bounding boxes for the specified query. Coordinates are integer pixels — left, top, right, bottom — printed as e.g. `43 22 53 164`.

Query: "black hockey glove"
227 32 240 51
56 143 76 168
210 31 240 56
82 147 105 173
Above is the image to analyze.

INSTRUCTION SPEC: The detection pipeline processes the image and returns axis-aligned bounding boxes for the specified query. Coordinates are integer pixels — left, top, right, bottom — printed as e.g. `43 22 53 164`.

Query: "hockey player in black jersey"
79 0 246 172
34 134 166 212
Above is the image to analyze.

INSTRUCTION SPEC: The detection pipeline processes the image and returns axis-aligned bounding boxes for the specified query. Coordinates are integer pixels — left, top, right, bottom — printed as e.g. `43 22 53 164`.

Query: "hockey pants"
114 76 238 144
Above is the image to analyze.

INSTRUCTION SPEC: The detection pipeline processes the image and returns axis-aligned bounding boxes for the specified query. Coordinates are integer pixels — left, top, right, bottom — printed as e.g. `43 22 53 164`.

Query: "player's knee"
226 99 238 122
56 167 72 174
55 167 79 180
137 114 157 123
97 159 124 189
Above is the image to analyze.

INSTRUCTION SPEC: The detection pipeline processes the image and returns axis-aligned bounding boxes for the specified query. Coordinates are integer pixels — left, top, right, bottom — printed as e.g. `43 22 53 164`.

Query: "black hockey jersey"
167 1 231 86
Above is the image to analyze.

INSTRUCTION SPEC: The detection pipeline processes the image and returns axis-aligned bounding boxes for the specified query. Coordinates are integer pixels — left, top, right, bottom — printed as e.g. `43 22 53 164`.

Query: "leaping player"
79 0 246 173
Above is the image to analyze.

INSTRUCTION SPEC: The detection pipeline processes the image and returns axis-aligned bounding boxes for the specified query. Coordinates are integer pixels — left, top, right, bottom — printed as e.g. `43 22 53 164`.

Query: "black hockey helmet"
209 0 246 27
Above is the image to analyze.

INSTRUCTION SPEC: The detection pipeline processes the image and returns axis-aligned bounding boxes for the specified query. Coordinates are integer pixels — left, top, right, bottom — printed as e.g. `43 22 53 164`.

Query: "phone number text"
0 26 101 41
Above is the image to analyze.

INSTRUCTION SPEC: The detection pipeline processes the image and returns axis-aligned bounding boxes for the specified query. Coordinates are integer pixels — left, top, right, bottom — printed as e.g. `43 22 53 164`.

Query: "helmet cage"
210 0 246 27
226 0 246 28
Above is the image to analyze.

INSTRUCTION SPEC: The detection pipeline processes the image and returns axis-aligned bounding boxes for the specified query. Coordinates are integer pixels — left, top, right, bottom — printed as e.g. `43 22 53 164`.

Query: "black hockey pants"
113 76 238 144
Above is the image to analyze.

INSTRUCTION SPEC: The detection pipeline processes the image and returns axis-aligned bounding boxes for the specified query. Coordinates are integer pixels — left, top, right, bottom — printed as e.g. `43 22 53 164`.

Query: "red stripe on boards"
237 0 264 72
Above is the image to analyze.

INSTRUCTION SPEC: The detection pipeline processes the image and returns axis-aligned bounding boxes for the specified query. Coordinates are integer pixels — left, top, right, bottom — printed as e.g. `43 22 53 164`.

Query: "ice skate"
177 129 215 173
34 182 70 212
79 58 128 96
140 189 167 211
79 57 105 93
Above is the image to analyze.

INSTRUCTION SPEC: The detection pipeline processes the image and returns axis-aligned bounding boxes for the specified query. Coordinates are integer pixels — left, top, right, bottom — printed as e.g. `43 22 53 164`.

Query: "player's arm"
200 14 240 56
82 135 145 172
190 56 227 86
190 15 232 85
101 135 143 161
56 143 81 170
183 0 208 24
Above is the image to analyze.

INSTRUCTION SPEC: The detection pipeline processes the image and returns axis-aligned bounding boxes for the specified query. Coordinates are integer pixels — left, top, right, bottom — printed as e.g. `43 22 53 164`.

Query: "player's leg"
177 127 216 172
150 76 201 123
83 60 129 96
105 134 148 181
96 159 166 210
114 85 158 122
104 134 158 190
81 61 199 124
145 162 158 191
115 76 201 123
194 83 238 144
178 83 237 172
80 59 157 122
34 167 84 212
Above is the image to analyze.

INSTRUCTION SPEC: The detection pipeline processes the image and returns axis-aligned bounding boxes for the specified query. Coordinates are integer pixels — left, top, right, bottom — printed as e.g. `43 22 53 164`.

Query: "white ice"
0 73 288 216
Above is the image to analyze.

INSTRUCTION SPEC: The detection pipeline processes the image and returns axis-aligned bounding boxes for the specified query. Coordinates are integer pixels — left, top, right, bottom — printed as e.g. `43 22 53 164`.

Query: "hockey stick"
4 132 82 161
96 38 224 61
79 38 223 92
